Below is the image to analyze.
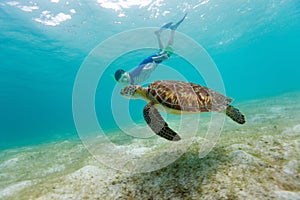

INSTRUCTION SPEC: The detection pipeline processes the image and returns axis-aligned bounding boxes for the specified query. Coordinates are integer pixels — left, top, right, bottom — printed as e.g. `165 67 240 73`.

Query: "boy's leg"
154 22 173 49
167 13 187 46
155 31 164 49
167 30 175 46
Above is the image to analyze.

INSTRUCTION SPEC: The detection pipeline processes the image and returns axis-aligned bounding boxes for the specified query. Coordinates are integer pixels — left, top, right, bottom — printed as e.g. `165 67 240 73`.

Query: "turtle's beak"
120 87 128 97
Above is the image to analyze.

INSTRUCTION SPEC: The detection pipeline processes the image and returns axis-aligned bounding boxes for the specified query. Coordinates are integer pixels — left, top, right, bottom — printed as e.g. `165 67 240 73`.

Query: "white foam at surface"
34 11 71 26
6 1 39 12
97 0 152 11
19 5 39 12
6 1 20 6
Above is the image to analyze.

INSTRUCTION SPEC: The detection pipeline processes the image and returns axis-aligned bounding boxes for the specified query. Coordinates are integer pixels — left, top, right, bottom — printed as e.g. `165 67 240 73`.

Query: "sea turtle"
120 80 245 141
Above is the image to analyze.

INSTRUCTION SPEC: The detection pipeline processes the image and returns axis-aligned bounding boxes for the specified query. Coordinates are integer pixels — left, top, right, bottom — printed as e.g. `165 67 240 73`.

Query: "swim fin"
170 13 187 30
155 22 173 34
160 22 173 29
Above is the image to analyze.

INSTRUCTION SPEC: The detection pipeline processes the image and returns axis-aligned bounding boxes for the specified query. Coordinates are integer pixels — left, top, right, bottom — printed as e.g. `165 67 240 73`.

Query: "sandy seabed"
1 92 300 200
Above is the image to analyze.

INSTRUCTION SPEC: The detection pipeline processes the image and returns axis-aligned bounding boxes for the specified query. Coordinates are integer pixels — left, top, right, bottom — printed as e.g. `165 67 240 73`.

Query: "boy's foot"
170 13 187 30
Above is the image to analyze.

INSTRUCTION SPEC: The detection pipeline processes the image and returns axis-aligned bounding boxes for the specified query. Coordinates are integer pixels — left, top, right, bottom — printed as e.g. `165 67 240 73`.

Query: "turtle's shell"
147 80 233 112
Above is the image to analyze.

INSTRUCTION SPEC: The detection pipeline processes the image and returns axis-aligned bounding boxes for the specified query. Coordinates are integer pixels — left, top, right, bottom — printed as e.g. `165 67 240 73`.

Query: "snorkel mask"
114 69 130 85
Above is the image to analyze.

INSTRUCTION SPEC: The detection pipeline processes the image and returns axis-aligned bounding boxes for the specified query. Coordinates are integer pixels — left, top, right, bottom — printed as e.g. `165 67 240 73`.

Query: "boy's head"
114 69 130 85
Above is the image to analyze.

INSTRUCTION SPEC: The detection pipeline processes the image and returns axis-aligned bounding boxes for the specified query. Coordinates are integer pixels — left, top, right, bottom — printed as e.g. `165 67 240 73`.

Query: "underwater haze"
1 0 299 149
0 0 300 199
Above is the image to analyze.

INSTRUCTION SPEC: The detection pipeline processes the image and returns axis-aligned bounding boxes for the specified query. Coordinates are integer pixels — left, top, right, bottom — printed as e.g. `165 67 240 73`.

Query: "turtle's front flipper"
143 102 181 141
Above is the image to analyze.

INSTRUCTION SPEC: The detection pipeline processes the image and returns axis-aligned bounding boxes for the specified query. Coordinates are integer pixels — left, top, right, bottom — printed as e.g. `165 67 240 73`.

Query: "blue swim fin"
155 22 173 34
160 22 173 29
170 13 187 30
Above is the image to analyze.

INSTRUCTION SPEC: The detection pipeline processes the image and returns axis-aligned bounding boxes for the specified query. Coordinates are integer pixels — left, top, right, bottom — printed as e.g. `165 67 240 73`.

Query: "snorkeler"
114 13 187 85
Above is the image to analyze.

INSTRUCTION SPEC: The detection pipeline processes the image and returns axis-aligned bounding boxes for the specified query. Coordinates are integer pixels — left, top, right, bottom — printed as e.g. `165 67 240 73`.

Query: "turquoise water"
1 1 300 198
1 0 299 149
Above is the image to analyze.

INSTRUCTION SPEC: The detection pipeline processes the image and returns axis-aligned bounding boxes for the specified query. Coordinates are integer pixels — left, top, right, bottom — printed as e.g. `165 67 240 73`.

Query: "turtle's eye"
128 86 137 95
120 86 135 97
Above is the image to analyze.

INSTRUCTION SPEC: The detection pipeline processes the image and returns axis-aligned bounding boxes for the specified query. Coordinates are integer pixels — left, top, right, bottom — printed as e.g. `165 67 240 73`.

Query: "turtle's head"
120 85 144 99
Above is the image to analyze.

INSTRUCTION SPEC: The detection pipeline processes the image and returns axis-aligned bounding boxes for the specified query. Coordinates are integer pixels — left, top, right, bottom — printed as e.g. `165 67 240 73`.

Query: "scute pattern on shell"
147 80 233 112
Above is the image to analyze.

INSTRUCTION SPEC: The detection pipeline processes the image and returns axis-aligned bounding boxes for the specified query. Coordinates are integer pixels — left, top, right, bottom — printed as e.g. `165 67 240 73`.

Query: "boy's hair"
114 69 125 81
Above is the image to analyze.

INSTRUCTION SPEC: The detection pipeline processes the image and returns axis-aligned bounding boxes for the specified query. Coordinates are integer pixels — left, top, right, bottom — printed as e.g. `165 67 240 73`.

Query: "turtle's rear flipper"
143 102 181 141
226 105 246 124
